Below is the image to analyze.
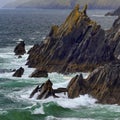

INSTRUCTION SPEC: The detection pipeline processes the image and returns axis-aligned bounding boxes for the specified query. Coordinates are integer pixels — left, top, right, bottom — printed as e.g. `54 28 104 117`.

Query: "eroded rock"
14 41 26 55
29 69 48 78
27 4 107 73
67 74 88 98
86 61 120 104
12 67 24 77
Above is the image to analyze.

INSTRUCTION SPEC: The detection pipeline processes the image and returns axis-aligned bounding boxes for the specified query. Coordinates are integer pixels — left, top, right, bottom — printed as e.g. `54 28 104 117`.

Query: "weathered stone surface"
67 74 88 98
30 80 68 99
36 80 58 99
27 4 109 73
105 16 120 60
29 69 48 78
86 61 120 104
14 41 26 55
29 85 40 98
105 6 120 16
12 67 24 77
66 61 120 104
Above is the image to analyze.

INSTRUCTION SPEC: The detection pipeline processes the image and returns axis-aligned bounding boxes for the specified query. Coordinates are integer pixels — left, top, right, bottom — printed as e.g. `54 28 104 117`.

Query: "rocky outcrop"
29 69 48 78
30 80 59 99
105 16 120 60
0 69 16 73
67 61 120 105
29 61 120 105
30 79 67 99
87 61 120 104
27 4 111 73
105 6 120 16
67 74 88 98
12 67 24 77
14 41 26 55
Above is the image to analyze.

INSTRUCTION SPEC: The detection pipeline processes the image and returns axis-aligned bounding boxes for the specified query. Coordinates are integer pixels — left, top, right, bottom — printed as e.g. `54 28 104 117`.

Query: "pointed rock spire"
82 4 88 15
74 4 80 11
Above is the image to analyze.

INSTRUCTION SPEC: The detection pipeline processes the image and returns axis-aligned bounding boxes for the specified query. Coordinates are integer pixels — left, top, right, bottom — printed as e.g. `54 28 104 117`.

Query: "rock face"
87 61 120 104
30 80 59 99
67 74 88 98
27 4 120 74
29 69 48 78
14 41 26 55
12 67 24 77
29 62 120 105
67 61 120 105
27 4 111 73
105 6 120 16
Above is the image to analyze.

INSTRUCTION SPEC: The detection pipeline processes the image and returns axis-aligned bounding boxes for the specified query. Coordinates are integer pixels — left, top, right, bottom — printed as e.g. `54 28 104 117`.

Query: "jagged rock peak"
27 4 105 73
49 4 94 38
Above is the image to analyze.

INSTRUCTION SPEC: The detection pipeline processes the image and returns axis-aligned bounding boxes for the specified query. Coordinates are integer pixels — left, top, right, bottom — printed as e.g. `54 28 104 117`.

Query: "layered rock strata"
27 4 111 73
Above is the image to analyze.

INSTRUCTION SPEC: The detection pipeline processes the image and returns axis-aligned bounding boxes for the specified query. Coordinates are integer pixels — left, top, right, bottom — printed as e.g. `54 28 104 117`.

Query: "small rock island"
27 4 120 105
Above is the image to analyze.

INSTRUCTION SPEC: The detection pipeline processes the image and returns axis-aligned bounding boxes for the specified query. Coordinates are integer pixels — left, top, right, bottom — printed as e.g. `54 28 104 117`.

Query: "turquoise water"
0 9 120 120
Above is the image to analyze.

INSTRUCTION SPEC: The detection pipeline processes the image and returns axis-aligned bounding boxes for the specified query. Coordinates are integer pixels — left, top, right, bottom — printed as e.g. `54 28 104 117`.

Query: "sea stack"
14 41 26 55
27 4 107 73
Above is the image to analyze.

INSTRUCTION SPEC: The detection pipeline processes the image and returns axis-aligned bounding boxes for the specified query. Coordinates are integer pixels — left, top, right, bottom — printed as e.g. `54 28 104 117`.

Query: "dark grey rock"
12 67 24 77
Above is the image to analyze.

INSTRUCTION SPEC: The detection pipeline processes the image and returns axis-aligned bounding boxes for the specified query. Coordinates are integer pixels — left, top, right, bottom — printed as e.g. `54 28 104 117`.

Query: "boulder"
14 41 26 55
12 67 24 77
29 69 48 78
67 74 88 98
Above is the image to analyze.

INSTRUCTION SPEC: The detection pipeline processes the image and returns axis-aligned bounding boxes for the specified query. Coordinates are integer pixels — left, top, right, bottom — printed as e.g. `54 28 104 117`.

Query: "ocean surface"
0 8 120 120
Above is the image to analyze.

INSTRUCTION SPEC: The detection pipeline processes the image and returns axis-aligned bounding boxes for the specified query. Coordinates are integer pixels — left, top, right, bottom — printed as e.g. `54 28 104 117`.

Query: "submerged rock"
12 67 24 77
14 41 26 55
29 69 48 78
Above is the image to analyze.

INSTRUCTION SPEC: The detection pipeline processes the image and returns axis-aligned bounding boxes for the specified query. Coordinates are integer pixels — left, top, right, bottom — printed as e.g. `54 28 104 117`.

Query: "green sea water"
0 9 119 120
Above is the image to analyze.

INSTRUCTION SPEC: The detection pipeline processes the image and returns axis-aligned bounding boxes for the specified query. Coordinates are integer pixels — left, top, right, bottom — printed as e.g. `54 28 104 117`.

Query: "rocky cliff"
27 4 114 73
67 61 120 105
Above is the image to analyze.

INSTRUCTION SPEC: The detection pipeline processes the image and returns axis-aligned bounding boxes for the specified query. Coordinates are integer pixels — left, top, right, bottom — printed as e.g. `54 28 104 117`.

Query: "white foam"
92 15 105 17
45 116 95 120
55 94 97 109
32 104 45 114
18 38 24 42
